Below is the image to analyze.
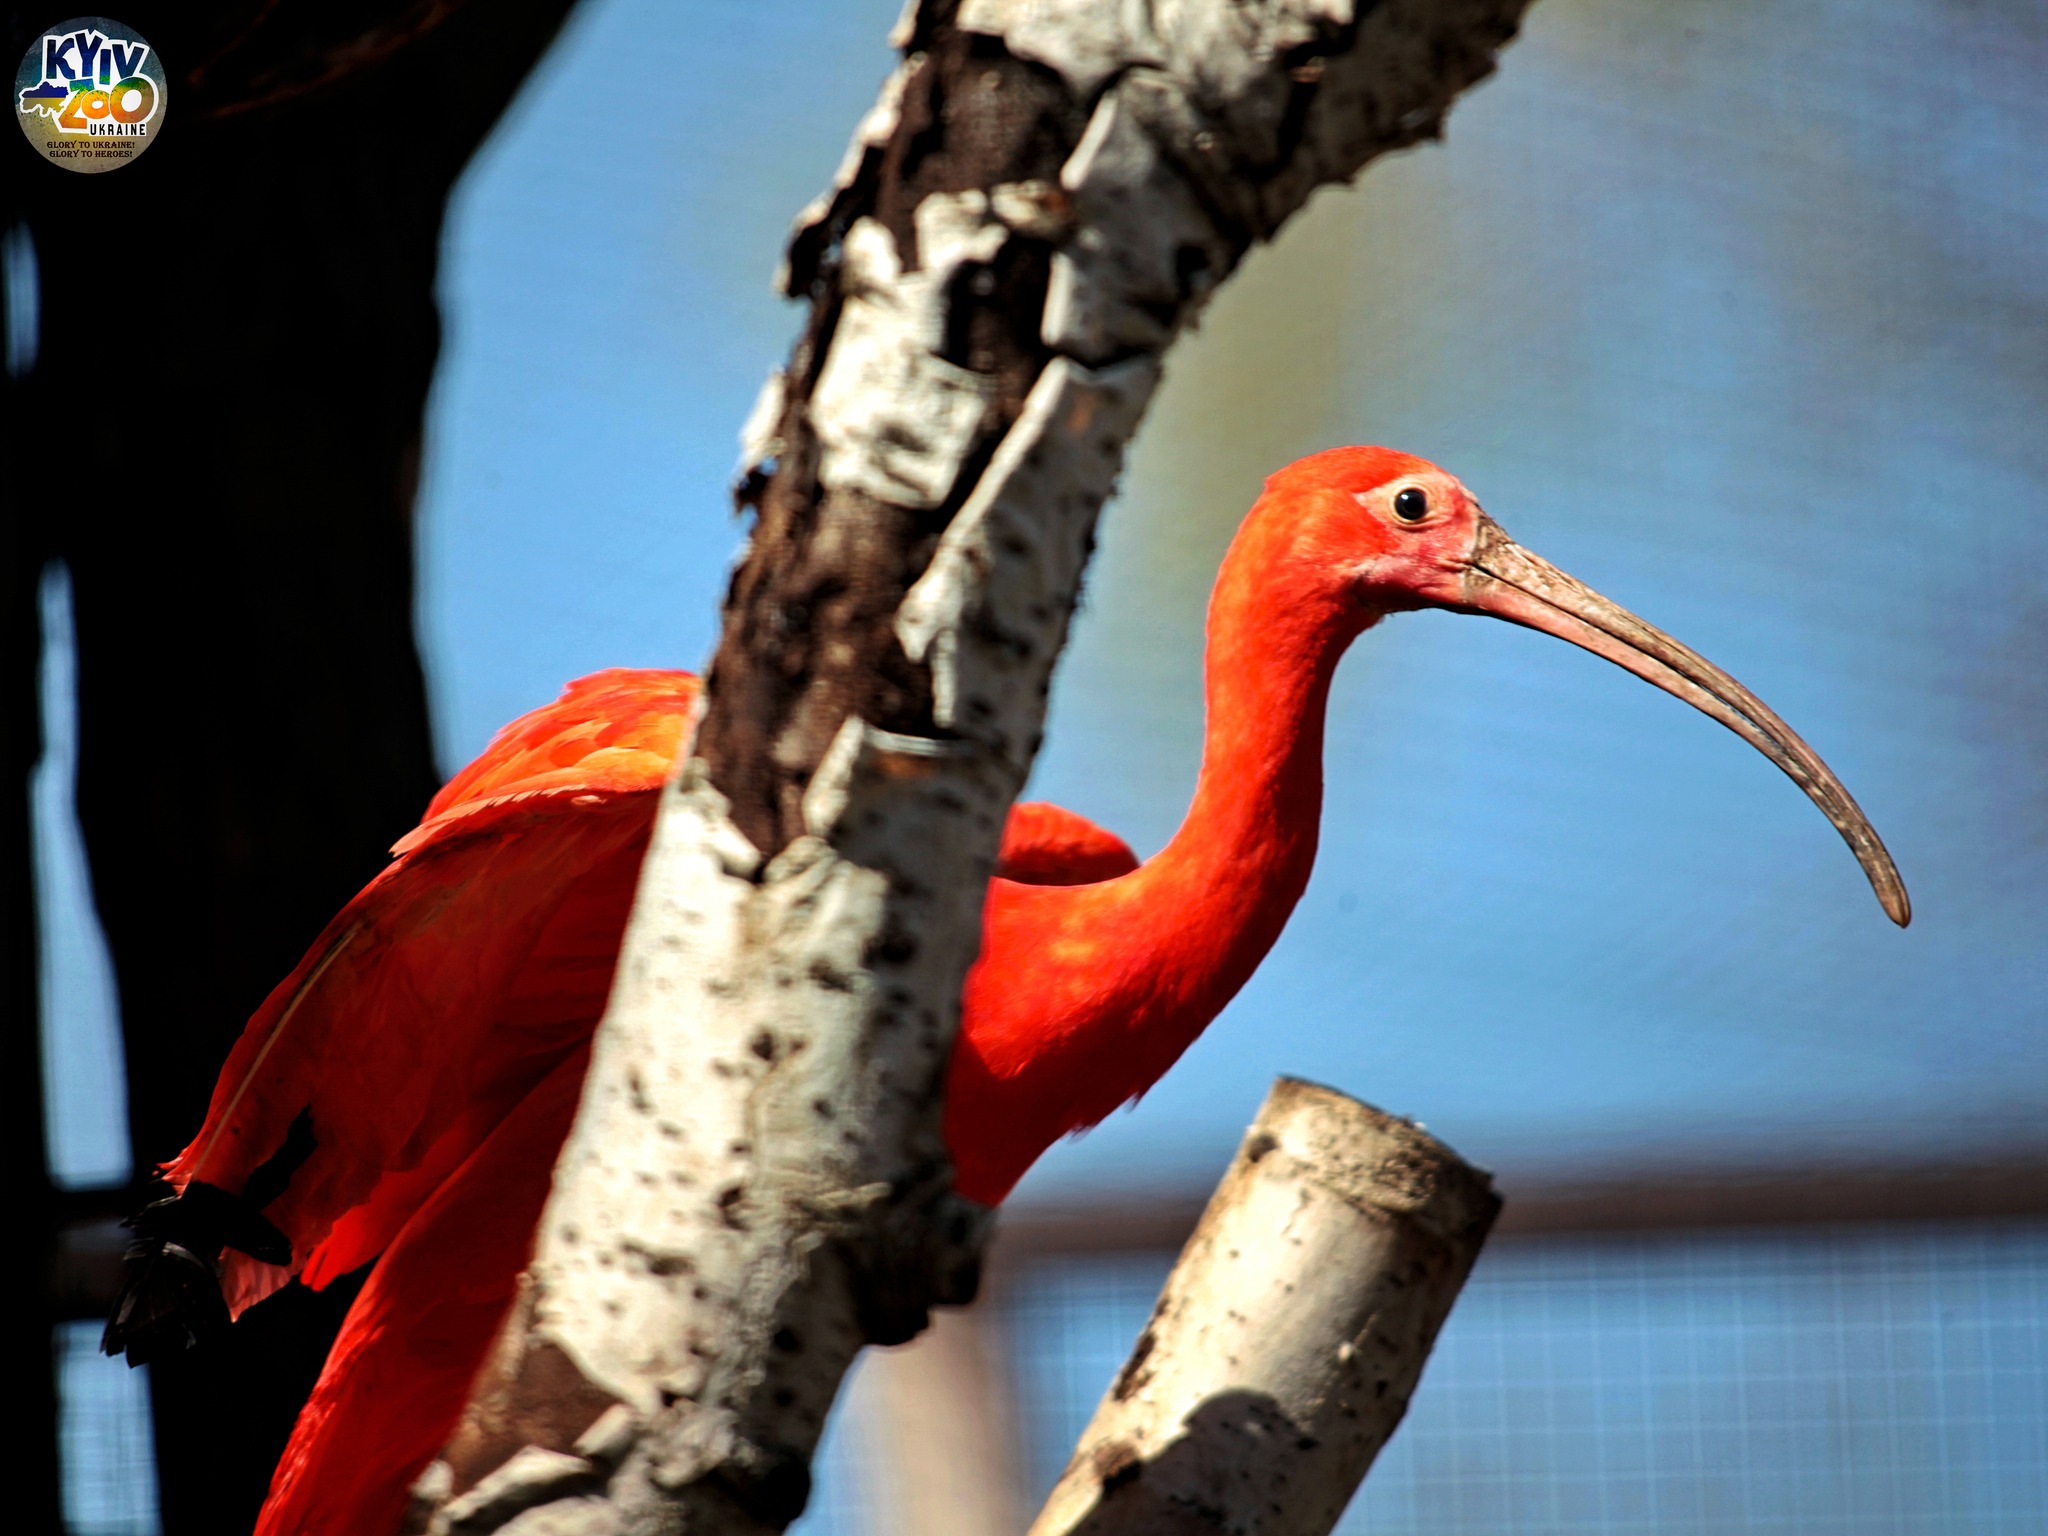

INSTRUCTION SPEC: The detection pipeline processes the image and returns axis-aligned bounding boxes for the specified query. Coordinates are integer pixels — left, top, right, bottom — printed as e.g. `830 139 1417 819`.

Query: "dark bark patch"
1093 1438 1143 1492
693 13 1086 857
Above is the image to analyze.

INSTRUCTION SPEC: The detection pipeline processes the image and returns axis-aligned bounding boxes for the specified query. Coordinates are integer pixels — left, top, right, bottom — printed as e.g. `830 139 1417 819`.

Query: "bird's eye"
1392 486 1430 522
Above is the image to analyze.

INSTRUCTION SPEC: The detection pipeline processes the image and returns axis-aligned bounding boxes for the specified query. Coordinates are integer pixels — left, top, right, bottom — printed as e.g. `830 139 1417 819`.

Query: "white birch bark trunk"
413 2 1534 1531
1029 1079 1500 1536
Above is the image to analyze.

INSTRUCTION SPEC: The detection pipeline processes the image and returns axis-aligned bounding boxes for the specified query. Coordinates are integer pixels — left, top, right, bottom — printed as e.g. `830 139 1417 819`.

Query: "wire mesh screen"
1003 1222 2048 1535
56 1320 159 1536
796 1374 882 1536
55 1222 2048 1534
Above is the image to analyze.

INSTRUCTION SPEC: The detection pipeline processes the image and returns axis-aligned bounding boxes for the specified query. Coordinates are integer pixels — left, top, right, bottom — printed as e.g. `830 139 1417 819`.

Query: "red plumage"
257 1052 587 1536
163 669 702 1321
162 668 1143 1535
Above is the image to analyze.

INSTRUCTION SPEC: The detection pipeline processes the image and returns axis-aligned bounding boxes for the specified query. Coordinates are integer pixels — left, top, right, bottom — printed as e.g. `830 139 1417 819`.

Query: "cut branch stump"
1029 1078 1500 1536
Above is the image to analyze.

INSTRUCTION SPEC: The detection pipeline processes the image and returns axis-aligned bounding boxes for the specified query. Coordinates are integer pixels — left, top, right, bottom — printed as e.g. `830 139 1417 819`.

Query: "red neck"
952 511 1376 1201
1119 525 1369 1032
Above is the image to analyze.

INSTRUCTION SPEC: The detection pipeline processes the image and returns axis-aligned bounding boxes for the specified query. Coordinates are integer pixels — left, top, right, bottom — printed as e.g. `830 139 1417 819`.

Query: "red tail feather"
257 1052 586 1536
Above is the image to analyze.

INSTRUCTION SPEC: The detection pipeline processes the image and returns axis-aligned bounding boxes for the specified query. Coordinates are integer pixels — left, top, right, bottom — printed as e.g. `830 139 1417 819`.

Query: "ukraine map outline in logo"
15 16 167 173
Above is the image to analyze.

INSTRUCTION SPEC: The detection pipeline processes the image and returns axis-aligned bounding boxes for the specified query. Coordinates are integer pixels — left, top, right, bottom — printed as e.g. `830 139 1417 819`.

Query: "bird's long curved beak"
1456 514 1910 926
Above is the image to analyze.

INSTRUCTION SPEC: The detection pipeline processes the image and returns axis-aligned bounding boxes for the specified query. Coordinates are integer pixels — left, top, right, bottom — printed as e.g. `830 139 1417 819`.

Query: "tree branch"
417 1 1532 1530
1030 1079 1499 1536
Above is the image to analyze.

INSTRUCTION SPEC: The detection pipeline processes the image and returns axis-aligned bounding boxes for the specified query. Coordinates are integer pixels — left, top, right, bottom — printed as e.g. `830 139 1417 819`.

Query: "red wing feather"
400 668 697 854
994 801 1138 886
161 671 698 1315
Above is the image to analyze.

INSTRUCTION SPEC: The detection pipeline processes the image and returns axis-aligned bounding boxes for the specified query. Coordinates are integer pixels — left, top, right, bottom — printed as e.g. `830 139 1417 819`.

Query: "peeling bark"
1029 1080 1500 1536
420 0 1532 1530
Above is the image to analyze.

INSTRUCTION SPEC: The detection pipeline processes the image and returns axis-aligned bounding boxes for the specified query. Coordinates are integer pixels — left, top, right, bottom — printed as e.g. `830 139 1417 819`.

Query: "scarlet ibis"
105 447 1906 1535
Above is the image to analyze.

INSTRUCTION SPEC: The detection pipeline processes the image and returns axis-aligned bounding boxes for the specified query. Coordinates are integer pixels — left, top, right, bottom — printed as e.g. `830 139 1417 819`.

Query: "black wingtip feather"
101 1233 231 1365
103 1204 299 1368
102 1110 315 1366
101 1182 294 1367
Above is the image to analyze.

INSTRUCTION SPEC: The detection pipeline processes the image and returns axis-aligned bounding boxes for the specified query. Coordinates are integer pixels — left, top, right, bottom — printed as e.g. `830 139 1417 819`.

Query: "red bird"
106 448 1907 1535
